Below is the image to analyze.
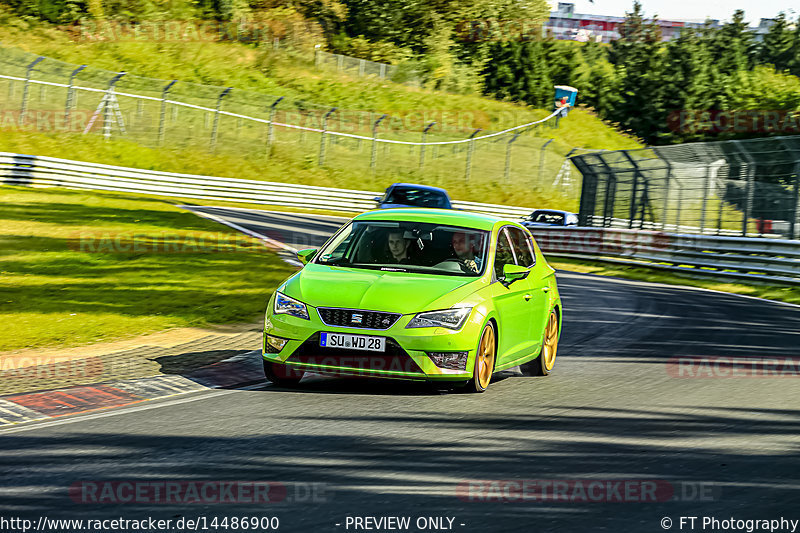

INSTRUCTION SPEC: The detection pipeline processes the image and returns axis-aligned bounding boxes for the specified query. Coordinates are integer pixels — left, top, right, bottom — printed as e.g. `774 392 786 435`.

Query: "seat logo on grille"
351 313 363 324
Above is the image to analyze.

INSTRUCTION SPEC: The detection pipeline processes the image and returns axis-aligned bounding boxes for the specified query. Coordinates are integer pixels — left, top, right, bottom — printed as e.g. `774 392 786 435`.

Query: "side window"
493 228 517 279
507 226 535 268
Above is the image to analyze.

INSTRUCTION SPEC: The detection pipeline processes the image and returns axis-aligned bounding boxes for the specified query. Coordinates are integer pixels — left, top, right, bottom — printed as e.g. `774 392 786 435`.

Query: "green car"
262 209 561 392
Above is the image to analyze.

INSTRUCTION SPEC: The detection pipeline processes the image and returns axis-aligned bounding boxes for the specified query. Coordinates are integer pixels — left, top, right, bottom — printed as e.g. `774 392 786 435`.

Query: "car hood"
282 263 479 314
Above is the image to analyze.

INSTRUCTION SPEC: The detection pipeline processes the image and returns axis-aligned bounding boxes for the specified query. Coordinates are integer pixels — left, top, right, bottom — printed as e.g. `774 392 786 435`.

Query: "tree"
709 10 754 75
757 12 793 72
607 1 664 142
543 40 580 87
572 41 619 114
789 15 800 77
655 29 712 143
482 40 551 106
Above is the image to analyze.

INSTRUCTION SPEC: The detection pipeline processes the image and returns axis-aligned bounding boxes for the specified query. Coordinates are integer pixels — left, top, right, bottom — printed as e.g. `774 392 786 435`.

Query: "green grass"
0 18 639 151
0 185 295 351
0 14 640 212
550 256 800 305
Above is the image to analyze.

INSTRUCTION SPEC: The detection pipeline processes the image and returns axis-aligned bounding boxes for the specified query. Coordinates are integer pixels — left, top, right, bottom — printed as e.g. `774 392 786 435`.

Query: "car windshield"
314 221 488 277
531 211 565 225
384 187 449 208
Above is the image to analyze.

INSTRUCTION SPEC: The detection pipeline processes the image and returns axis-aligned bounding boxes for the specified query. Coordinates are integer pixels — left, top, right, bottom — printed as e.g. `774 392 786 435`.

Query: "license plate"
320 332 386 352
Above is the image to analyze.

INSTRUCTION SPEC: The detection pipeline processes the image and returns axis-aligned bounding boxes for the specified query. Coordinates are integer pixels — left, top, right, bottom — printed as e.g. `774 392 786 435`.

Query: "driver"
452 232 482 273
387 230 412 263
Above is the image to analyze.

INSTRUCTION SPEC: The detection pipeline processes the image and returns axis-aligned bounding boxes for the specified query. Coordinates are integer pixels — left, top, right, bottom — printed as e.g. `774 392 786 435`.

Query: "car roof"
387 183 450 196
532 209 575 216
355 208 510 231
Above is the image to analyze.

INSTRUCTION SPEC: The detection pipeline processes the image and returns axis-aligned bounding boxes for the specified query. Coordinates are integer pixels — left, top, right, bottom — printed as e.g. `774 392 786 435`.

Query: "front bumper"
263 298 482 381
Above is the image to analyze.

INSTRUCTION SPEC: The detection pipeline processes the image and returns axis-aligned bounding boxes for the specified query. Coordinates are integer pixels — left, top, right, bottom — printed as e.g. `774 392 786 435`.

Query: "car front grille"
317 307 401 330
287 333 424 374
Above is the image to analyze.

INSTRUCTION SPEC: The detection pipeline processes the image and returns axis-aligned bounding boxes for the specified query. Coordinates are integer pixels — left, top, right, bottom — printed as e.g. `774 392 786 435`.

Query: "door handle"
542 287 550 293
524 294 532 301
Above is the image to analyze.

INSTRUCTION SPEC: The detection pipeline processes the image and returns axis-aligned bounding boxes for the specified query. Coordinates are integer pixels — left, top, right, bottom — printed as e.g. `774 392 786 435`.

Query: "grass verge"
550 256 800 306
0 185 295 352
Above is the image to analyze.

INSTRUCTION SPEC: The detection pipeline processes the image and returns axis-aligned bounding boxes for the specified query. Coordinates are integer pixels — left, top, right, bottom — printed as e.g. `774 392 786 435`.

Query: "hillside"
0 13 641 209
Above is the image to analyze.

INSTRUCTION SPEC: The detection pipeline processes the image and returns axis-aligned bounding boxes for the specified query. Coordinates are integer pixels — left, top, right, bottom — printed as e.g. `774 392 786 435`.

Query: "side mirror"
373 196 382 203
296 248 318 265
502 264 529 286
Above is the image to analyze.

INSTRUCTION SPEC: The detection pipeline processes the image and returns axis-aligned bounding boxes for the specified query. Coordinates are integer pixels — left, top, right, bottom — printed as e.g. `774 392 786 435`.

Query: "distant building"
752 18 776 42
546 2 720 43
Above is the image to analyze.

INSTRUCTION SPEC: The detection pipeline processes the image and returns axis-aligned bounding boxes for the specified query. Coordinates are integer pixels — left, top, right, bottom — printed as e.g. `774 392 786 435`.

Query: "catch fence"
572 137 800 239
0 45 586 203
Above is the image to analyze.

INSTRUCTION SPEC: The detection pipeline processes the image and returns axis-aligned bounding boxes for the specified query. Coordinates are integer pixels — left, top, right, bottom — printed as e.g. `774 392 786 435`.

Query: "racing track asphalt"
1 206 799 532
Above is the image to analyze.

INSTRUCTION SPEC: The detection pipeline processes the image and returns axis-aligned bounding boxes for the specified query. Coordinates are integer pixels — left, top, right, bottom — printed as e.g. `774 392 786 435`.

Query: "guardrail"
4 151 798 285
0 152 533 218
600 217 772 238
528 227 800 285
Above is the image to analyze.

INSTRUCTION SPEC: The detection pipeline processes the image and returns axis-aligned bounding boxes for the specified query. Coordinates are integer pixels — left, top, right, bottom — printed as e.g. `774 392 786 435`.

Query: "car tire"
263 359 304 387
465 321 497 393
528 309 559 376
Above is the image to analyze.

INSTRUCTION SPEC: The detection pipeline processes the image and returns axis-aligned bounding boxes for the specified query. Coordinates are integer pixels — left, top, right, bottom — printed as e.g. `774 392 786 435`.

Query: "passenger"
386 230 412 264
452 232 482 273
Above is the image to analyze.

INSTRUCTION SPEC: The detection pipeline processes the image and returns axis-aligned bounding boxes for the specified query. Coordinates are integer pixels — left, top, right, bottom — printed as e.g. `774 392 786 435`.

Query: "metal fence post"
603 173 617 228
266 96 284 155
358 59 366 77
419 121 436 171
774 138 800 240
464 128 482 182
210 87 232 153
371 114 388 171
783 138 800 240
64 64 86 129
595 155 617 228
102 72 126 140
661 160 672 231
698 148 713 235
19 56 44 126
379 64 386 79
734 141 757 236
621 152 643 229
318 107 337 166
573 154 597 226
158 80 177 146
793 166 800 240
504 131 522 182
538 139 554 186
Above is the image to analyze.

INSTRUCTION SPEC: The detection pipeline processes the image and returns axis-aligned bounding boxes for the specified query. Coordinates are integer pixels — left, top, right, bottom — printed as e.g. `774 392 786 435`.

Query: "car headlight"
274 292 309 320
406 307 472 330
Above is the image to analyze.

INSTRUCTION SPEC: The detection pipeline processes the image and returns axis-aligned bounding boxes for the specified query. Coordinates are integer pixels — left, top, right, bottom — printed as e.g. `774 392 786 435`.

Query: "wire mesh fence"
314 49 401 82
0 44 586 207
572 137 800 239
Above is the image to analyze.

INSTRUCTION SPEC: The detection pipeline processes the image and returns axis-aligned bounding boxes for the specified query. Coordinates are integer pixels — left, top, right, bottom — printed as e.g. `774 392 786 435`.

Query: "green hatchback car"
262 209 561 392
